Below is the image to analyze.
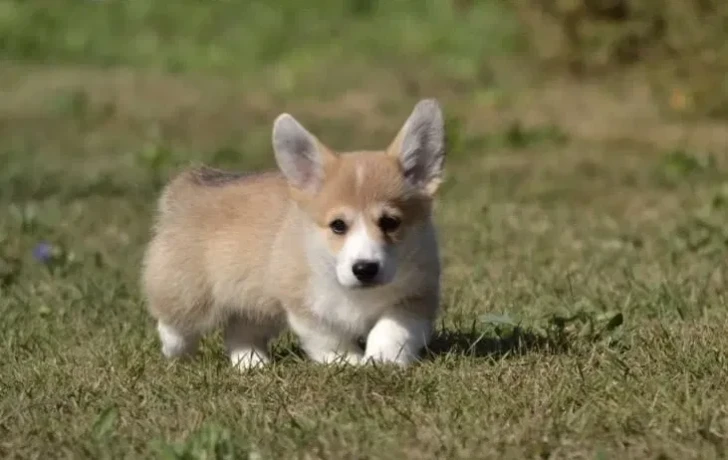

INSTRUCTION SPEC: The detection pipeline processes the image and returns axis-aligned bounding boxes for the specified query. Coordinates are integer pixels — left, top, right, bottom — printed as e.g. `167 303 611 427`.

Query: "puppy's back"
142 166 293 331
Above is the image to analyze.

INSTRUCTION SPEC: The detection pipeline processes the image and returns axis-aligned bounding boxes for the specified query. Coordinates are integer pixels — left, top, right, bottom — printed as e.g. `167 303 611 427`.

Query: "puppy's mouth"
347 276 395 290
351 280 381 289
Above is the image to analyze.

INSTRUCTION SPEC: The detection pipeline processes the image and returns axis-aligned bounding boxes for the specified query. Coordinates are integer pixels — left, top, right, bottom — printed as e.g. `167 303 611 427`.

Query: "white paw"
158 322 197 358
364 314 431 368
230 348 270 371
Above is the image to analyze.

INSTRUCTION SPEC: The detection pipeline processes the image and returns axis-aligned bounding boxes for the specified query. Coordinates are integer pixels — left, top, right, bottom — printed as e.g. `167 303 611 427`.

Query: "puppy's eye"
329 219 348 235
378 215 401 233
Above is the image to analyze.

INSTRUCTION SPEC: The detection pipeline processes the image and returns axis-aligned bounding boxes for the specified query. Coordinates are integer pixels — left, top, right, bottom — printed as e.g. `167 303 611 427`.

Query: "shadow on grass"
423 327 571 360
267 326 572 365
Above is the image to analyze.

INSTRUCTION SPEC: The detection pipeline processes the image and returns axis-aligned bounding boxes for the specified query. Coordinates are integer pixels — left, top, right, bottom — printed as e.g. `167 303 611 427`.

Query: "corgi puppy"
141 99 446 369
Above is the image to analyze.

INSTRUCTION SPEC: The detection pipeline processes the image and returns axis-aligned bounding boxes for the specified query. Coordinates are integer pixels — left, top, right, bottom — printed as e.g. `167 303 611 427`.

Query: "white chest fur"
306 275 400 338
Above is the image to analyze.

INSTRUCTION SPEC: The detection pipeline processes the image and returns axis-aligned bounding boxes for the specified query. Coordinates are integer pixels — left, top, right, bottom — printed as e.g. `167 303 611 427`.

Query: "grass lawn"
1 1 727 458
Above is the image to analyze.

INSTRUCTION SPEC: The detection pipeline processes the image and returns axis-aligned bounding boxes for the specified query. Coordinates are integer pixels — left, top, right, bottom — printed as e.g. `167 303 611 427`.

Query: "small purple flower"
32 242 55 264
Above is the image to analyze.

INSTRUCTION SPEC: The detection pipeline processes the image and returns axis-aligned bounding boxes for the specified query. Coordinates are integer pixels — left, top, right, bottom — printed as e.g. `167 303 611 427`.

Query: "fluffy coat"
141 99 446 368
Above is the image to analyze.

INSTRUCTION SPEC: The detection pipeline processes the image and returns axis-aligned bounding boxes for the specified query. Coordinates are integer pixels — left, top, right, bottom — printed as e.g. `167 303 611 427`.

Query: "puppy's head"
272 99 446 289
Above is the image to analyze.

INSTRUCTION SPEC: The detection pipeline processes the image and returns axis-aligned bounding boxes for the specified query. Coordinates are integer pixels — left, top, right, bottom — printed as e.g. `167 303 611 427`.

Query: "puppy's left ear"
272 113 336 194
387 99 446 196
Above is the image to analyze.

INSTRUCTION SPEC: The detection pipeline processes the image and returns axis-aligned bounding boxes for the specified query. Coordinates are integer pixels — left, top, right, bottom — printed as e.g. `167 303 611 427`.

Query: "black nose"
352 261 380 283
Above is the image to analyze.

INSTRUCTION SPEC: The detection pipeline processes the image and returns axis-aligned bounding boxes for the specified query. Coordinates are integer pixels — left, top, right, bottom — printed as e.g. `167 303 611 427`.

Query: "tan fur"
296 151 432 250
143 168 294 333
143 157 435 324
141 100 445 367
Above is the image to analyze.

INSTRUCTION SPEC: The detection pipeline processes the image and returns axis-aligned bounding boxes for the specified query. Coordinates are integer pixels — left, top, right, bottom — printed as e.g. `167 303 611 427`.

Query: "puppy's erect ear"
272 114 336 193
387 99 446 196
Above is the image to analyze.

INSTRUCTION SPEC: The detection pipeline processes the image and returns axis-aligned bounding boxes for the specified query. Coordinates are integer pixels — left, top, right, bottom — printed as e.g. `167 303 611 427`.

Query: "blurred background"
2 0 726 168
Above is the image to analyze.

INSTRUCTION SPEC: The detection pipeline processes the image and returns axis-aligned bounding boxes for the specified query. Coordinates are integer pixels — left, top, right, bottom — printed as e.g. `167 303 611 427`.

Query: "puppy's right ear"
272 114 336 193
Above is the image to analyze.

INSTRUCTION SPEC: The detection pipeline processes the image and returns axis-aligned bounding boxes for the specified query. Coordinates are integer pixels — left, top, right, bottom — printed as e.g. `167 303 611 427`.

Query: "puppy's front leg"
364 310 433 367
287 313 363 365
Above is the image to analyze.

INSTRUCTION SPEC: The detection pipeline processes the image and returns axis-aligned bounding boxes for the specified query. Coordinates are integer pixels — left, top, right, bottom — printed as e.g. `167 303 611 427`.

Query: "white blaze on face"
355 163 365 189
336 216 396 288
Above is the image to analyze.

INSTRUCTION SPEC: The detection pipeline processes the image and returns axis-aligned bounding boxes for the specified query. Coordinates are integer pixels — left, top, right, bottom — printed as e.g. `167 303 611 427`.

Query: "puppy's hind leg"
157 321 200 358
224 315 279 371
